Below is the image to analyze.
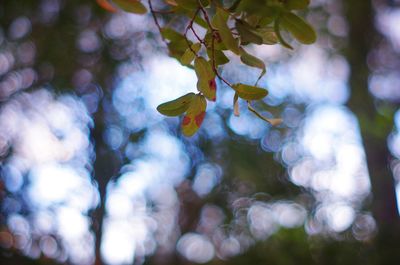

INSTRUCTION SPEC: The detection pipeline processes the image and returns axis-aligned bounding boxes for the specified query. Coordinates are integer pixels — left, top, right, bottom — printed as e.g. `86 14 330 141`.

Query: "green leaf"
284 0 310 10
213 7 240 55
199 0 210 7
175 0 198 10
181 94 207 136
180 43 201 65
236 0 280 16
232 83 268 100
239 48 265 70
194 57 216 101
194 57 215 79
161 28 185 42
235 19 263 45
157 93 196 116
205 32 227 50
274 17 293 49
167 40 190 59
280 12 317 44
240 48 266 85
245 15 262 27
112 0 147 14
207 48 229 66
256 27 278 45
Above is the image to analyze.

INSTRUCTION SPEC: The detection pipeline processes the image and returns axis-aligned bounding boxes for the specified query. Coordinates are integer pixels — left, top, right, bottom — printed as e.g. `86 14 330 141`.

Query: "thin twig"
152 9 175 14
190 27 205 44
184 8 201 57
148 0 165 41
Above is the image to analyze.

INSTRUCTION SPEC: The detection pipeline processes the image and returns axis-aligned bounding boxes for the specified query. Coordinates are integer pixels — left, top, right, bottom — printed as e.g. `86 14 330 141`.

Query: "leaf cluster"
98 0 316 136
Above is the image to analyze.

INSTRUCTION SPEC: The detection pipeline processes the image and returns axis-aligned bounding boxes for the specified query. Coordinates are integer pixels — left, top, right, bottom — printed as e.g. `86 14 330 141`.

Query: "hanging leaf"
245 15 262 27
235 19 263 45
232 83 268 100
181 94 207 136
207 48 229 66
257 7 280 26
161 28 186 42
157 93 196 116
205 32 227 51
233 92 240 116
256 27 278 45
167 40 190 59
274 16 293 49
239 47 266 84
197 79 217 101
194 57 215 80
112 0 147 14
239 48 265 70
284 0 310 10
280 12 317 44
213 7 240 55
194 57 216 101
181 43 201 65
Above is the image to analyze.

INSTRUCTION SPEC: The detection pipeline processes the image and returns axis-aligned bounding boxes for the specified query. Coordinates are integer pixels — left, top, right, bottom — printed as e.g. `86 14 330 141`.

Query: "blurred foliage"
0 0 400 265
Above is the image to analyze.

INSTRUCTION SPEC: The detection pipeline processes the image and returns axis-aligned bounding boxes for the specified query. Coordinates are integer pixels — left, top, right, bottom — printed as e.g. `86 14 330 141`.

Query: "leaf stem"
247 101 282 126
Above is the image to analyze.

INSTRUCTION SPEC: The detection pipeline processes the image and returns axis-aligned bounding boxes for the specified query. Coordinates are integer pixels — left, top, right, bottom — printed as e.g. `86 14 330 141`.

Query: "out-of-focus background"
0 0 400 264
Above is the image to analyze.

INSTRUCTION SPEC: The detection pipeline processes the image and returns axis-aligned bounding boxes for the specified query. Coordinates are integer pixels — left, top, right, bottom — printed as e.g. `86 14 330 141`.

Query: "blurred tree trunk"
91 103 121 265
344 0 400 263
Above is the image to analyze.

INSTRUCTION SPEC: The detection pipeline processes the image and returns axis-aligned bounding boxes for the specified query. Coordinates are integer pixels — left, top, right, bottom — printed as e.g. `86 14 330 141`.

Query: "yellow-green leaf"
232 83 268 100
199 0 210 7
197 78 217 101
157 93 195 116
284 0 310 10
181 43 201 65
256 27 278 45
194 57 216 101
240 48 266 85
161 28 185 42
205 32 227 50
207 48 229 66
214 7 240 54
182 94 207 136
235 19 263 45
167 40 190 59
194 57 214 79
280 12 316 44
112 0 147 14
274 17 293 49
239 48 265 70
175 0 198 10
